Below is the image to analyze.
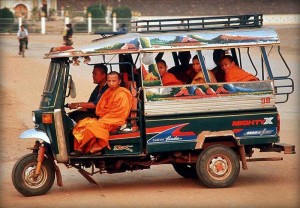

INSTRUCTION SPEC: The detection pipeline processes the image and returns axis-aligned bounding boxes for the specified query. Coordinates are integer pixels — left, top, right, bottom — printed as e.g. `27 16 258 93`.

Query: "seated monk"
220 55 258 82
175 56 217 97
72 71 133 155
157 59 183 86
191 55 217 84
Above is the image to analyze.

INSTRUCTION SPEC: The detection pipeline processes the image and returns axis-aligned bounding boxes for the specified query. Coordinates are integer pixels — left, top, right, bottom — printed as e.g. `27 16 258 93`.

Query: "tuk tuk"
12 14 295 196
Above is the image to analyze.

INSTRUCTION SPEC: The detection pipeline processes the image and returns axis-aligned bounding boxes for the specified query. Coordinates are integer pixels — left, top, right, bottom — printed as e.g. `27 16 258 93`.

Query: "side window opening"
234 47 262 80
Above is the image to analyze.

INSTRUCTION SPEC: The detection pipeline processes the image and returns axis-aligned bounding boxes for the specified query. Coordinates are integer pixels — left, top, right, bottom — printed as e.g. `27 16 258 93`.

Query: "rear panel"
143 80 278 153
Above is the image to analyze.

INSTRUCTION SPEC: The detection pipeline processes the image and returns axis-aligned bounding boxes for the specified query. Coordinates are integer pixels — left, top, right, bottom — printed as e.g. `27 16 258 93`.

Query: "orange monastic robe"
225 66 258 82
191 70 217 84
162 72 183 86
73 87 133 153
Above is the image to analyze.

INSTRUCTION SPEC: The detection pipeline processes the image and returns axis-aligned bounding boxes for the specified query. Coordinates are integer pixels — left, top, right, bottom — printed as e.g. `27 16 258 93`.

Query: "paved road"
0 25 299 208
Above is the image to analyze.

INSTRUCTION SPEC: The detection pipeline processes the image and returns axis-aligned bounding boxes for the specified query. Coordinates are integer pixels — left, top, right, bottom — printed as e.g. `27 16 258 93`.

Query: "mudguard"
19 129 50 144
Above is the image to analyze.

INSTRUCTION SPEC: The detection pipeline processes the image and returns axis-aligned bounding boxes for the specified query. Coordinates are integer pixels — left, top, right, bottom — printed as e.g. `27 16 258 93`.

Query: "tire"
196 145 240 188
173 164 198 178
12 153 55 196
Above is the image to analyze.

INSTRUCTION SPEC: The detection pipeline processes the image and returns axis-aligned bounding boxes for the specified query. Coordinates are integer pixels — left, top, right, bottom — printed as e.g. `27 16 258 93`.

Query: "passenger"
157 59 183 86
191 55 217 84
220 55 258 82
68 64 108 122
168 51 195 84
175 56 216 97
211 49 226 82
72 71 133 156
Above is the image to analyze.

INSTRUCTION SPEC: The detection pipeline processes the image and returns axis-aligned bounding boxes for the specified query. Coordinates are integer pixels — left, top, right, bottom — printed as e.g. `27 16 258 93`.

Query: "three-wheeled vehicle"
12 14 295 196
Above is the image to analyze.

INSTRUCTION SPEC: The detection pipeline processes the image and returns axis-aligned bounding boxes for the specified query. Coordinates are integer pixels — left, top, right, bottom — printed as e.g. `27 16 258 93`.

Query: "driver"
68 64 108 122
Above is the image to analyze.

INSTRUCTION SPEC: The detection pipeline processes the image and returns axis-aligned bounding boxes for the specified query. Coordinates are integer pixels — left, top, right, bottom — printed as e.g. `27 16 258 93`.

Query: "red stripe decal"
171 124 195 137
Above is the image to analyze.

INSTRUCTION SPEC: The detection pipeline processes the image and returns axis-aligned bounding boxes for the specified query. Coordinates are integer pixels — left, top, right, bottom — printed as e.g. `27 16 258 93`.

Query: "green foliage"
31 7 39 20
87 3 106 18
112 6 132 18
0 7 14 32
0 7 14 18
112 6 132 25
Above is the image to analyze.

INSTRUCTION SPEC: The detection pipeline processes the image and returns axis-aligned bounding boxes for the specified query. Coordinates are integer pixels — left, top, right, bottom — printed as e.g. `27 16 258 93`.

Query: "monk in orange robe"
191 55 217 84
72 71 133 155
157 59 183 86
220 55 258 82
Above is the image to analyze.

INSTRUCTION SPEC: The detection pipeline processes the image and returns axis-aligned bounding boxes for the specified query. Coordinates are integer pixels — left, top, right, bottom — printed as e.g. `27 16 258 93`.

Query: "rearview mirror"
66 75 76 98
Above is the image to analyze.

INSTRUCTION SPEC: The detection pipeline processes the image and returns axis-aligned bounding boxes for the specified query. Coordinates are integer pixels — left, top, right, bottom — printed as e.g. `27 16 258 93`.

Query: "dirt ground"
0 24 299 208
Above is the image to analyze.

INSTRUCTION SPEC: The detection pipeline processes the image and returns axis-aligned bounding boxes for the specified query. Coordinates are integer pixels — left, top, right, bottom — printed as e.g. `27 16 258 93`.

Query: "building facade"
0 0 57 18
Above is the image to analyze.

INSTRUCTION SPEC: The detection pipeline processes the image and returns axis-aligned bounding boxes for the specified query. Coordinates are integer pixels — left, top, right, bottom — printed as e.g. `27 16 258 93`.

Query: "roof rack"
131 14 263 33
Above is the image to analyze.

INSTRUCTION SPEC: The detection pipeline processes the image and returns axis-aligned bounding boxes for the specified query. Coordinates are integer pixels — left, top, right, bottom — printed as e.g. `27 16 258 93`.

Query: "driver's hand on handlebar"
68 103 81 109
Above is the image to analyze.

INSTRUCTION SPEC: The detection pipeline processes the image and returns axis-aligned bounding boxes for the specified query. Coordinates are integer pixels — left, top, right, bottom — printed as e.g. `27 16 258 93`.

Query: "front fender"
19 129 50 144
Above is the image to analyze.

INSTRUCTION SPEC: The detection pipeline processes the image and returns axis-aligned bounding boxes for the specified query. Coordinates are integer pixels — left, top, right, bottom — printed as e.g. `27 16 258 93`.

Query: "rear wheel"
12 153 55 196
173 164 198 178
196 145 240 188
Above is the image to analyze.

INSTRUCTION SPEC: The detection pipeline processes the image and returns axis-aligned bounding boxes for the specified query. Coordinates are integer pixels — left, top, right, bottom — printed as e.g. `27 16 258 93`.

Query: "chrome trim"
19 129 50 143
54 109 69 163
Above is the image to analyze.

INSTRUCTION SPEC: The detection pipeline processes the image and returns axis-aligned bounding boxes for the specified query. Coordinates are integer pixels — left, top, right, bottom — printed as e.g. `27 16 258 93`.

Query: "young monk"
157 59 183 86
72 71 133 155
191 55 217 84
220 55 258 82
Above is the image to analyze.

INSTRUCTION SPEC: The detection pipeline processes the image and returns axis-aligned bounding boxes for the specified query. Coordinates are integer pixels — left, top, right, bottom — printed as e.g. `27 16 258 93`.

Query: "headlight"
32 111 36 123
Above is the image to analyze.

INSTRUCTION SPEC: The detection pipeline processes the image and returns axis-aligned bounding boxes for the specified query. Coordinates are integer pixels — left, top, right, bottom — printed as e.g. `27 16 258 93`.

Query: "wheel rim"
23 162 48 189
207 154 232 180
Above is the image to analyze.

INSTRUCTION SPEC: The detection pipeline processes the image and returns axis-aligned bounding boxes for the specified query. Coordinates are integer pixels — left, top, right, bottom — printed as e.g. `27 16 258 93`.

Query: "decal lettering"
264 117 274 125
243 129 274 136
113 145 133 152
232 117 274 127
261 97 271 104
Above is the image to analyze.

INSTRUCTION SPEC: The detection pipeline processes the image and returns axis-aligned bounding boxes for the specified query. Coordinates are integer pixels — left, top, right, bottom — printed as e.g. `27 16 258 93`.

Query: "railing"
0 17 132 34
131 14 263 32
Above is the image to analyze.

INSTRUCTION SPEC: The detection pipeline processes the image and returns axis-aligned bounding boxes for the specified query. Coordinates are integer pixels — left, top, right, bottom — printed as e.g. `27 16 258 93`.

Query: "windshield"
43 62 61 93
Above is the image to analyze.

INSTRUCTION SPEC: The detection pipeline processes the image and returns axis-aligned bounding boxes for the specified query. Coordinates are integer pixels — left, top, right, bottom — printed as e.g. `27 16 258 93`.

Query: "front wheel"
196 145 240 188
12 153 55 196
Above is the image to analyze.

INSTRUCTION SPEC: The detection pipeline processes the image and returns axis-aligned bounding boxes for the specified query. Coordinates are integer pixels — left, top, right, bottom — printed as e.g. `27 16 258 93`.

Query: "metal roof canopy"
44 14 281 59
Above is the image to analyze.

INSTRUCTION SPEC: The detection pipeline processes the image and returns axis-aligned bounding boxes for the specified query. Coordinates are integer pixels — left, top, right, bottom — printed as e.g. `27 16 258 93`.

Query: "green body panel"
145 109 279 153
36 60 69 155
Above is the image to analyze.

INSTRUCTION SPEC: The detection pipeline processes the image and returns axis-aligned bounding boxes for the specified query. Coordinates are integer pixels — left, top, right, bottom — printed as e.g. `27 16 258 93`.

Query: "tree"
87 3 106 18
112 6 132 25
0 7 14 19
0 7 14 32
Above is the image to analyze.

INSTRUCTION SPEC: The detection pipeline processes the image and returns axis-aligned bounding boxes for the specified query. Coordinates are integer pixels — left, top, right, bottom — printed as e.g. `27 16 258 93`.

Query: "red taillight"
277 114 280 135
